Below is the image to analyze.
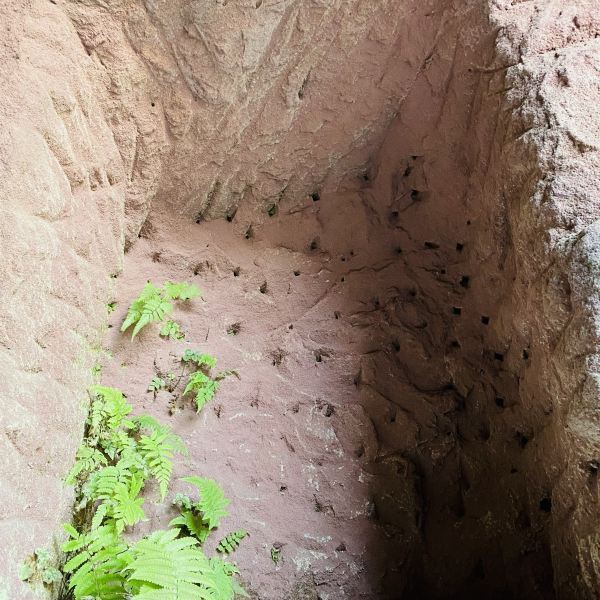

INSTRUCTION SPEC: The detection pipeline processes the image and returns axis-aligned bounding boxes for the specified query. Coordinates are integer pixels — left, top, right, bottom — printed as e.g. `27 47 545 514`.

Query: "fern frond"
181 477 230 530
86 460 136 502
148 377 166 392
131 296 173 338
111 474 146 533
132 415 188 456
138 430 175 500
126 528 233 600
65 445 107 485
183 372 220 413
62 523 130 600
121 283 161 334
121 298 146 334
89 385 133 433
217 530 248 554
169 510 210 544
91 502 108 530
160 320 185 340
173 493 194 511
121 282 199 339
182 350 217 369
205 557 239 599
163 282 201 301
103 429 136 460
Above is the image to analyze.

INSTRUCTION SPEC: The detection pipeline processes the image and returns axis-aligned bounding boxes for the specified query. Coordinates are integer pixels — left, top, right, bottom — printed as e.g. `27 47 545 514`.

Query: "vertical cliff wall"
0 2 125 597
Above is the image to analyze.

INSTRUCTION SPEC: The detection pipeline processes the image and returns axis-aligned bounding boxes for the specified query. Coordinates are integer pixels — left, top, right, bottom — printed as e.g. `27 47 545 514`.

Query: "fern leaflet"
217 530 248 554
65 445 107 485
182 350 217 369
132 414 188 456
148 377 166 392
132 296 173 338
111 474 146 533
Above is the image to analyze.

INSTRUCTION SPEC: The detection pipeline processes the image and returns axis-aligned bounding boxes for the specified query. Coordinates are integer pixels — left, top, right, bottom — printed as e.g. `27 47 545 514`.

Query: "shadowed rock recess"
1 0 599 598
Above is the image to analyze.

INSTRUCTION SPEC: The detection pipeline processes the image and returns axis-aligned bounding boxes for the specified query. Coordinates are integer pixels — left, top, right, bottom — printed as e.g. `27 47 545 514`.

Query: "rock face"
0 3 124 597
0 0 599 598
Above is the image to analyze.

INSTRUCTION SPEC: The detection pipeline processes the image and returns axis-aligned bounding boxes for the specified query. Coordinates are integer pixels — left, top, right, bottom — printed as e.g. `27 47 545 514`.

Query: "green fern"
65 445 107 485
120 282 162 337
148 377 166 393
163 281 201 301
61 523 130 600
121 282 200 339
160 320 185 340
182 477 230 530
138 430 178 500
132 414 188 456
182 350 217 369
169 510 210 543
217 530 248 554
183 372 220 412
125 528 235 600
134 296 173 339
87 463 133 501
88 385 134 435
55 373 245 600
111 474 146 533
173 493 194 511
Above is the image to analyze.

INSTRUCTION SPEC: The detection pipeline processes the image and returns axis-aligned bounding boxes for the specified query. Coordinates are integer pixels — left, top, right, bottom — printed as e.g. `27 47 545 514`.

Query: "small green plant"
107 301 117 314
183 372 220 412
170 477 230 543
148 377 166 393
91 363 102 379
217 530 248 554
160 319 185 340
19 547 62 587
121 281 200 339
182 349 217 368
270 545 281 565
181 351 235 412
55 386 244 600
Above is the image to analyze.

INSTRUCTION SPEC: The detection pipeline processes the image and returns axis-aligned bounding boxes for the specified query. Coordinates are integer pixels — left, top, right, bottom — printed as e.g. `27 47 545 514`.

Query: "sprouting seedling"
270 545 282 565
120 281 201 339
184 372 220 413
19 548 62 586
160 320 185 340
148 377 166 394
181 351 236 412
181 349 217 368
107 302 117 314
